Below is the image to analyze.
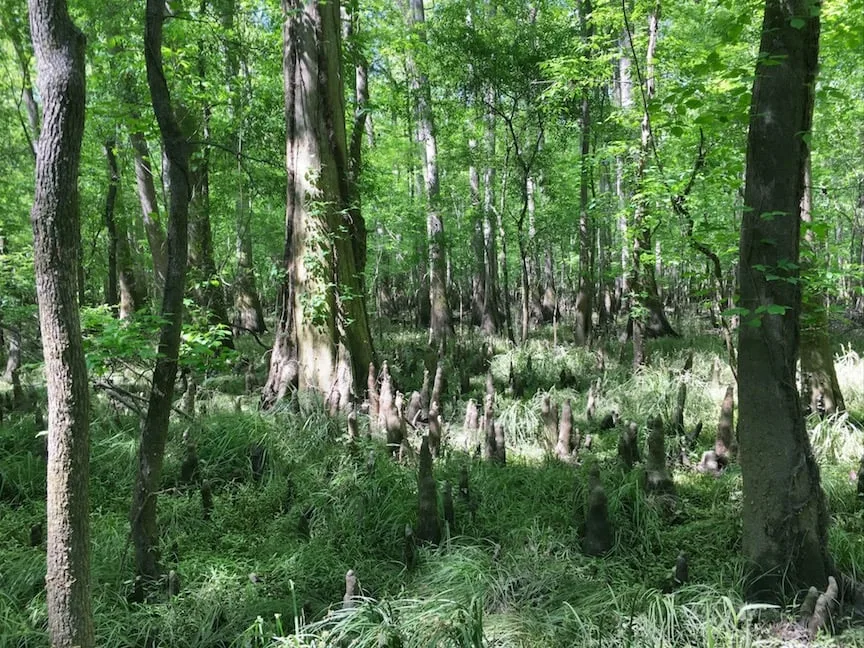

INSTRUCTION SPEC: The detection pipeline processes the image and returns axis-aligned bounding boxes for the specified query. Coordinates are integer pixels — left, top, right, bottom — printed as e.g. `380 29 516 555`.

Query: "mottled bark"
131 0 192 583
738 0 831 601
575 0 594 345
481 85 501 334
263 0 374 409
28 0 93 644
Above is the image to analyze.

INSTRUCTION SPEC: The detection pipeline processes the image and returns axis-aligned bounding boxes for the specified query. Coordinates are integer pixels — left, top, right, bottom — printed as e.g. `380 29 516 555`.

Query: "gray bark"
27 0 93 644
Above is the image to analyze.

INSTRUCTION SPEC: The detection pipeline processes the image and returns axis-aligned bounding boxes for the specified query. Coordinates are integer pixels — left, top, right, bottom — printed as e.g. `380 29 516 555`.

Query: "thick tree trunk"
27 0 93 645
263 0 374 410
407 0 451 349
130 0 192 584
738 0 831 602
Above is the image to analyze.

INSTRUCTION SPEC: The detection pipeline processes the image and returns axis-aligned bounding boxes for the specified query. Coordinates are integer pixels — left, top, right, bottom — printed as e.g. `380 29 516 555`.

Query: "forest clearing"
2 0 864 645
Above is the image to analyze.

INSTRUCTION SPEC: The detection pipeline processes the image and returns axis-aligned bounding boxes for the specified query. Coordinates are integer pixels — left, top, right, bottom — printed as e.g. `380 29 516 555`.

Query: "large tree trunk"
407 0 451 349
27 0 94 645
738 0 831 602
263 0 374 410
130 0 192 584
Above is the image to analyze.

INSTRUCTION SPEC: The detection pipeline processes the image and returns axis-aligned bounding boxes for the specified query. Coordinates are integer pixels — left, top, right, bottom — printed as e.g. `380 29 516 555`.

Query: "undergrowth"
2 329 864 647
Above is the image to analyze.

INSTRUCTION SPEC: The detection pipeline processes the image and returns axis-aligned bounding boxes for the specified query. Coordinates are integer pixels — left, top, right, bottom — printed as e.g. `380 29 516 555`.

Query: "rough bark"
27 0 94 644
738 0 831 602
131 0 192 584
263 0 374 410
481 85 501 334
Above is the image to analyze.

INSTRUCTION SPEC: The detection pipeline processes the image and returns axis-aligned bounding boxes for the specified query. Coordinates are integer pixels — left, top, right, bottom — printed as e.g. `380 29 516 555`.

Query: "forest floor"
3 323 864 647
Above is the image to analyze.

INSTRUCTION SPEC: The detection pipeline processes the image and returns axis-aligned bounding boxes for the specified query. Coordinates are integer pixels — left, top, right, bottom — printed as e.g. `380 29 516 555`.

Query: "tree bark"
103 137 120 312
575 0 594 346
481 86 501 335
130 131 169 291
186 9 234 348
27 0 93 644
738 0 831 602
130 0 192 584
799 157 844 416
263 0 374 410
407 0 451 349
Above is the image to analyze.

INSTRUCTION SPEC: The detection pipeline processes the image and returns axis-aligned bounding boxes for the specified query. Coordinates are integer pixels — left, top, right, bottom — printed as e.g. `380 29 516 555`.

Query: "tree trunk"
628 1 677 369
130 0 192 584
407 0 451 349
799 157 844 416
216 0 266 335
1 5 40 157
103 137 120 312
575 0 594 345
263 0 374 410
27 0 93 644
481 85 501 335
469 137 485 326
130 131 169 291
738 0 831 602
187 17 234 348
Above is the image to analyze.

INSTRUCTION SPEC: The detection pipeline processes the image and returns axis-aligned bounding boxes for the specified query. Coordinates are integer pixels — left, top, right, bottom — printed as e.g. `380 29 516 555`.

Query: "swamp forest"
2 0 864 645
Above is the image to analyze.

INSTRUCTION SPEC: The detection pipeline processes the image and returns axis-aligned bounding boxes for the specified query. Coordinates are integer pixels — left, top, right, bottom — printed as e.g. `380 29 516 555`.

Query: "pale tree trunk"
187 11 234 348
263 0 374 411
615 31 633 307
627 1 677 368
131 0 192 584
407 0 451 349
0 4 40 157
104 135 140 318
799 156 845 416
28 0 93 644
216 0 266 335
574 0 594 346
130 131 168 291
469 137 485 325
481 86 501 335
738 0 831 601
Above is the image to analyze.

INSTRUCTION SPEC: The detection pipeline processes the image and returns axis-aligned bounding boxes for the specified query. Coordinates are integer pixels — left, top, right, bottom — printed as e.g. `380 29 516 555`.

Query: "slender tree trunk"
131 0 192 584
799 157 845 416
407 0 451 349
738 0 831 602
628 1 677 369
28 0 93 644
216 0 266 335
187 10 234 348
575 1 594 345
1 6 40 157
103 137 120 312
469 136 485 326
263 0 374 410
481 86 501 334
130 131 169 291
